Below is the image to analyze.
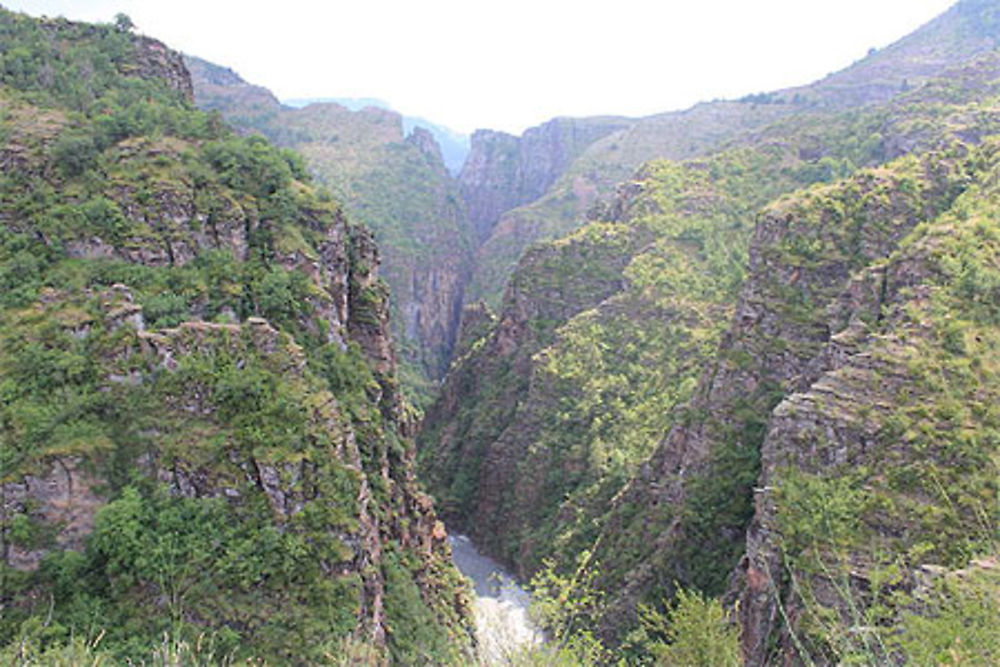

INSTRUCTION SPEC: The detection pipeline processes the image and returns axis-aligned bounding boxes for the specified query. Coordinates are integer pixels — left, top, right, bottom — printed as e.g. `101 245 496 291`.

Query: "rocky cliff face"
580 66 1000 656
0 12 469 663
458 117 632 244
419 218 642 561
589 144 971 634
419 36 1000 661
130 36 194 100
187 58 474 391
458 1 1000 309
185 56 280 113
422 132 831 577
729 141 1000 665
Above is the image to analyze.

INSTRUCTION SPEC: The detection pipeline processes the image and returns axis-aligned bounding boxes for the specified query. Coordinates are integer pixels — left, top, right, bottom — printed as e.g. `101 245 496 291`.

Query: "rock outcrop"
458 117 633 244
0 11 470 663
730 142 1000 665
130 35 195 101
419 31 1000 661
187 57 474 389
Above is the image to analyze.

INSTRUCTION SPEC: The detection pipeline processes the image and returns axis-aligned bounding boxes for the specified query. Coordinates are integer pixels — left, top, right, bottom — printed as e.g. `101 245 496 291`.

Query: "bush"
51 129 98 177
142 292 189 328
648 588 741 667
81 196 130 243
893 565 1000 666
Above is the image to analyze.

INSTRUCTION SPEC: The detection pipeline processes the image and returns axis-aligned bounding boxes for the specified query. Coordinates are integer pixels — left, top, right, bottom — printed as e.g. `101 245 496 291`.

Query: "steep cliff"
597 75 1000 664
464 102 799 305
186 57 474 393
458 116 633 243
283 96 471 175
0 11 470 663
589 143 973 636
461 0 1000 308
731 141 1000 664
419 33 1000 662
420 146 798 575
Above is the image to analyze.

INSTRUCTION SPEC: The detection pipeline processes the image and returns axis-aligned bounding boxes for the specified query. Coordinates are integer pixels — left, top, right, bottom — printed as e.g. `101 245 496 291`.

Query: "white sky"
4 0 957 134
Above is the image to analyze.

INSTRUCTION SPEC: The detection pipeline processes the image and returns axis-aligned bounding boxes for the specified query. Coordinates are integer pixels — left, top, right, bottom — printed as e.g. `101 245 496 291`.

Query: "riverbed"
449 534 541 662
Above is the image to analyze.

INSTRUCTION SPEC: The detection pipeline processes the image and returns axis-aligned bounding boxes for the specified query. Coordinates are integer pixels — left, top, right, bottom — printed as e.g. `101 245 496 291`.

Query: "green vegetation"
5 3 1000 665
0 278 372 664
420 131 890 593
764 148 1000 664
486 139 999 667
646 589 742 667
187 56 475 400
516 559 741 667
0 12 177 112
421 35 1000 662
0 9 468 664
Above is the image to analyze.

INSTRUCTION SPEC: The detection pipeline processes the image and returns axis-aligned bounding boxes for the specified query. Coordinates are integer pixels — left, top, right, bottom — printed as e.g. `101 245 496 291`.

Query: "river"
449 534 542 662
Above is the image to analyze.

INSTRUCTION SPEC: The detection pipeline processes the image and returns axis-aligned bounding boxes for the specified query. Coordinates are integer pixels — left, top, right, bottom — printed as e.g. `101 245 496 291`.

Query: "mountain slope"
0 11 470 663
462 0 1000 308
733 140 1000 663
418 21 1000 661
458 116 634 243
186 57 475 395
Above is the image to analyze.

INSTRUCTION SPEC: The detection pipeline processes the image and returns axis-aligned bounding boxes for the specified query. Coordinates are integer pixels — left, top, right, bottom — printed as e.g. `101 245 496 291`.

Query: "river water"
449 534 542 662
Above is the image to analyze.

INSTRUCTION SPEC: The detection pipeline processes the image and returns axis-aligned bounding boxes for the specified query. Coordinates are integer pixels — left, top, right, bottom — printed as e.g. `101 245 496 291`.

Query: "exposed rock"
732 146 1000 663
187 57 475 386
0 13 471 660
347 226 397 376
458 117 632 244
1 459 105 571
130 35 194 101
407 126 445 164
420 37 1000 659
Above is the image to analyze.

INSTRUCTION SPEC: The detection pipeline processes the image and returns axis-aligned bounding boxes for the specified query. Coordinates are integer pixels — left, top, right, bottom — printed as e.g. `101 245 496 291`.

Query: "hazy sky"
4 0 957 134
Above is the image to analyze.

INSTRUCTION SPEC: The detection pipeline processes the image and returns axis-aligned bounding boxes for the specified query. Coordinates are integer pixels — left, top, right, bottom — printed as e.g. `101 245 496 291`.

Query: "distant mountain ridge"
458 0 1000 307
186 0 1000 399
285 96 470 175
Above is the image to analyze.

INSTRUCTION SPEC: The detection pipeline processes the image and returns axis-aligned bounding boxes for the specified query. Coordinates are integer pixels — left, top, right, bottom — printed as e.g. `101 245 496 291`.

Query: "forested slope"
420 41 1000 664
0 11 470 664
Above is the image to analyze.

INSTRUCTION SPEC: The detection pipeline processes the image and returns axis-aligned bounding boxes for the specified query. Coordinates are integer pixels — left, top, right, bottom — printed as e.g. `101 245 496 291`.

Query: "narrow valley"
1 1 999 665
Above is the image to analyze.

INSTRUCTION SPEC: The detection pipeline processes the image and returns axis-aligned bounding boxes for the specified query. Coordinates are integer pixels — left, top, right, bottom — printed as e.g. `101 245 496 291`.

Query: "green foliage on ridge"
763 147 1000 664
186 56 475 399
0 9 469 664
421 44 1000 663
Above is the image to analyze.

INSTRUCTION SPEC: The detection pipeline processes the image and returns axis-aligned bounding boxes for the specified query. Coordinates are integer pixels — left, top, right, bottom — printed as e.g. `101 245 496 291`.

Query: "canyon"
2 1 1000 664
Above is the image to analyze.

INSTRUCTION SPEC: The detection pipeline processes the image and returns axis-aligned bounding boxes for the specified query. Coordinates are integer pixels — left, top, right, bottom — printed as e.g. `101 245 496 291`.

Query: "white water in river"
449 534 542 662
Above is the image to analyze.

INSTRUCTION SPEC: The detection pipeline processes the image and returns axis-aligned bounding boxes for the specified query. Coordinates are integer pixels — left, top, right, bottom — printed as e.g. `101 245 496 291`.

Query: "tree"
114 13 134 32
647 588 742 667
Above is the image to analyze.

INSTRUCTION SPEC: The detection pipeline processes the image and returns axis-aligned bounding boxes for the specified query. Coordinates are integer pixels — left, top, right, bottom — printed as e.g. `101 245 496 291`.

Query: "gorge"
2 1 1000 664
